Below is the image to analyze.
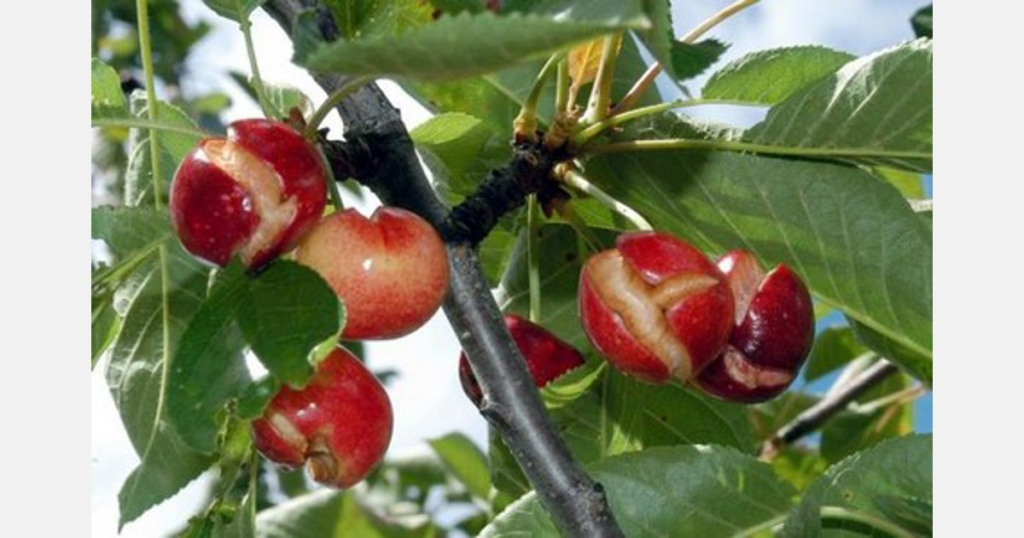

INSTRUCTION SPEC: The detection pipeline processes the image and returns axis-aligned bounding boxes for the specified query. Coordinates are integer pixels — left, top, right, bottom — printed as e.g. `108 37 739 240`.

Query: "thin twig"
556 164 653 231
761 359 900 459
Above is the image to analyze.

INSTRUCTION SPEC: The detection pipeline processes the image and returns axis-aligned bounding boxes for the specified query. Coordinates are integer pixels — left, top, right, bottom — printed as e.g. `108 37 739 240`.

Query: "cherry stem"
555 59 570 114
514 53 563 143
304 76 373 139
589 138 932 163
575 99 762 146
316 145 345 211
850 384 926 415
135 0 163 211
580 32 623 126
236 0 275 120
820 506 916 538
555 164 653 231
527 194 543 323
682 0 761 44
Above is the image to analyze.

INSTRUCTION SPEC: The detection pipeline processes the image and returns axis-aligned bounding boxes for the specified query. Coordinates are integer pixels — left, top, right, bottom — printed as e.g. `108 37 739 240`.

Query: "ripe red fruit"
295 207 449 340
251 346 393 489
694 250 815 403
170 119 328 269
578 231 734 384
458 315 585 406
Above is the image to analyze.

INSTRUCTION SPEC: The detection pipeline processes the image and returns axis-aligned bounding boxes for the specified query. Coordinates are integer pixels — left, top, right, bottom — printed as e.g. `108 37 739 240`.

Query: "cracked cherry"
458 315 585 406
251 346 393 489
170 119 327 269
295 207 449 340
578 231 734 384
694 250 815 403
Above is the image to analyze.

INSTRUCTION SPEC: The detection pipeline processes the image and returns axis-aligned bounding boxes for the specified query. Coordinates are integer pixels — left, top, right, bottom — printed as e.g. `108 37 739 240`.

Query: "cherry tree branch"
263 2 623 535
760 359 900 459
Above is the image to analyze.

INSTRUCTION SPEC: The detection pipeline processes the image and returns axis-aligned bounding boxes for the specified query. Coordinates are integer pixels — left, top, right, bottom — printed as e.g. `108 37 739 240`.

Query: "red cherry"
458 315 585 406
579 232 734 384
170 119 327 269
251 346 393 489
295 207 449 340
694 251 815 403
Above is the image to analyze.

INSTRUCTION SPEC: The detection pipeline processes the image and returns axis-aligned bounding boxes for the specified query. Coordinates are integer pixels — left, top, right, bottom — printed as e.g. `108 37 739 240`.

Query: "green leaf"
483 446 796 536
668 39 728 82
872 167 925 198
804 327 870 382
301 5 649 81
632 3 728 83
202 0 266 22
479 492 559 537
633 0 673 77
123 138 175 207
746 39 933 173
478 223 520 285
139 96 205 162
430 0 490 16
768 445 829 492
324 0 435 41
849 319 932 384
600 369 757 453
255 489 439 537
702 46 855 105
92 58 128 120
411 112 501 203
783 434 932 537
92 295 120 368
98 207 217 527
238 261 344 388
181 421 259 538
584 148 933 383
92 206 169 255
166 262 253 453
748 391 819 441
911 5 932 38
118 93 204 205
261 80 314 121
237 376 282 420
404 31 660 135
871 495 933 535
428 433 492 501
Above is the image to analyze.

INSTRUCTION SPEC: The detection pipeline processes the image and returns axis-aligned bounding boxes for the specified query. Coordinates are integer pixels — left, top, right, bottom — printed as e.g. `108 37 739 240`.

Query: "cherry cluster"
580 231 815 403
170 119 815 492
169 119 449 489
457 232 815 408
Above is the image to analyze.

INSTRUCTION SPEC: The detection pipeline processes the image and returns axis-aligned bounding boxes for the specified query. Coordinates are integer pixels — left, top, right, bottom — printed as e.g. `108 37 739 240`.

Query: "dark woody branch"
263 1 623 536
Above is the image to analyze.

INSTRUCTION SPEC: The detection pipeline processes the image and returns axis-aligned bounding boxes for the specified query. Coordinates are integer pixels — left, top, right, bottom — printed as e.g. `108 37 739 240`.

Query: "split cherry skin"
169 119 328 269
578 231 734 385
693 250 815 403
251 346 393 489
